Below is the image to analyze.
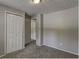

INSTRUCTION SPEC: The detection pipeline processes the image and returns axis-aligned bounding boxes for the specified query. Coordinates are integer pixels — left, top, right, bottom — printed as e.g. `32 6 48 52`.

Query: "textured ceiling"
0 0 78 15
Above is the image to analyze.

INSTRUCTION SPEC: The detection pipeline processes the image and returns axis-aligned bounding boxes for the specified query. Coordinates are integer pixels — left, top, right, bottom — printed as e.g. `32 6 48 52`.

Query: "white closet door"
6 13 23 53
16 15 23 50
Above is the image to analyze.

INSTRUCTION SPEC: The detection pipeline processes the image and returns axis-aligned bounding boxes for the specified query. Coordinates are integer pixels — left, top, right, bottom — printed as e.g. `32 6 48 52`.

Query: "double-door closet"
0 6 25 56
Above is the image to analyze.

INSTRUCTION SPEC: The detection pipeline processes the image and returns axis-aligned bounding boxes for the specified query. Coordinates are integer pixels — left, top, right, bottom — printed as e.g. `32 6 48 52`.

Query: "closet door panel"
16 15 23 50
7 14 16 53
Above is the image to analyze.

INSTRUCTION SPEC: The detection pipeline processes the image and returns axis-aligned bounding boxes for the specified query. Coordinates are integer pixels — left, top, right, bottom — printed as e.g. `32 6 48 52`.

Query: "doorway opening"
31 19 36 44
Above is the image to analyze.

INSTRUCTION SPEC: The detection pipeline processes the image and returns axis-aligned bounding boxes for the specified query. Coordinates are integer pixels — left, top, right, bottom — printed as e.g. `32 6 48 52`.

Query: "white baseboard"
43 44 78 56
57 48 78 56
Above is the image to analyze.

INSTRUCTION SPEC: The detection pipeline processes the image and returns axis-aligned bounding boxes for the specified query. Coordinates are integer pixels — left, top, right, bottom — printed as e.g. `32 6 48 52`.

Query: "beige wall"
35 14 43 46
0 12 5 56
43 7 78 55
25 13 31 44
44 7 78 29
78 0 79 55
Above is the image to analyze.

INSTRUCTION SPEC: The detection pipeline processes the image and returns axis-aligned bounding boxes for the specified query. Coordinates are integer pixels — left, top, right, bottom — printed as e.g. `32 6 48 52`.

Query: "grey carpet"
2 41 78 58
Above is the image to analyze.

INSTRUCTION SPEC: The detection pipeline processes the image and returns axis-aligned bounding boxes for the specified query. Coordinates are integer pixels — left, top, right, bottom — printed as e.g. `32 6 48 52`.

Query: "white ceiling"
0 0 78 15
